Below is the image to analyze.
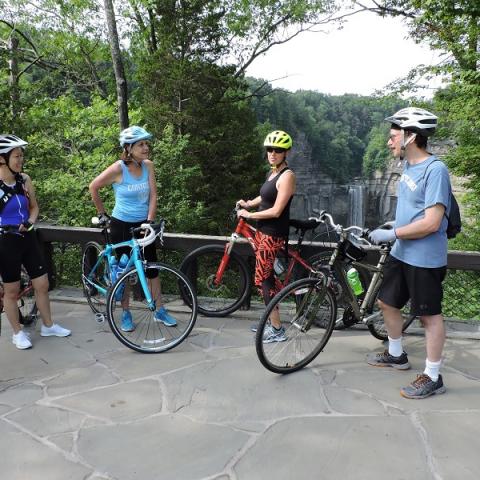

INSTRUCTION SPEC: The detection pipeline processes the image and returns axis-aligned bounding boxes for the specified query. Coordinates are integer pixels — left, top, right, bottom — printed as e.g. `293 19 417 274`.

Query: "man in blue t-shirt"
366 107 451 399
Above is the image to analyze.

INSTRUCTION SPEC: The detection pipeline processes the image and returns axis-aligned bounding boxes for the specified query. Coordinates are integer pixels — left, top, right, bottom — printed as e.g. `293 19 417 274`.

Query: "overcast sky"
246 11 443 97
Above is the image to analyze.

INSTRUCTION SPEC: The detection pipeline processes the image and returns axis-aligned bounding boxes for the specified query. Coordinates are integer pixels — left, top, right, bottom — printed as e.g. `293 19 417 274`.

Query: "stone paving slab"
1 300 480 480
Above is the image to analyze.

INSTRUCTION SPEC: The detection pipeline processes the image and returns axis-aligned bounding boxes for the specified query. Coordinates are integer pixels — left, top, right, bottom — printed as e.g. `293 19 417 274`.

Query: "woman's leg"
31 273 53 327
3 281 22 334
254 232 284 329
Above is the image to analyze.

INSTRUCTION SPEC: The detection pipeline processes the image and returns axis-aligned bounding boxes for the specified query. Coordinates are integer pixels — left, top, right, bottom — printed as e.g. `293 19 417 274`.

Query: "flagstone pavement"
1 293 480 480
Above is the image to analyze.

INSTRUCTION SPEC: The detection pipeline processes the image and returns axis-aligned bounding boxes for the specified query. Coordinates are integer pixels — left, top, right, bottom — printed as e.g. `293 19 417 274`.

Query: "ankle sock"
388 336 403 357
424 359 441 381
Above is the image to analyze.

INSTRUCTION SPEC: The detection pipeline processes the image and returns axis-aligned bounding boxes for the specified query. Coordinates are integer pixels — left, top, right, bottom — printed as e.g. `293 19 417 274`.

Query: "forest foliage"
0 0 478 243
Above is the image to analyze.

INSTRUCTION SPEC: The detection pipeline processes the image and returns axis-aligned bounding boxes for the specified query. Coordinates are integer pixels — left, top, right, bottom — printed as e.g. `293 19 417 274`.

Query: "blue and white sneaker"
154 306 177 327
121 310 135 332
262 325 287 344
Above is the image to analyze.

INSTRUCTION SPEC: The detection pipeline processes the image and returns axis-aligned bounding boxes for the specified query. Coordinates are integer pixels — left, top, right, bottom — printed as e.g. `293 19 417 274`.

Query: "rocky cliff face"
287 136 458 229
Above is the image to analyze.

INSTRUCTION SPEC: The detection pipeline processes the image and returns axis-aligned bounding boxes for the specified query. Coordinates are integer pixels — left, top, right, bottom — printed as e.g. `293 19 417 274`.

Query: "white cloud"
246 11 443 97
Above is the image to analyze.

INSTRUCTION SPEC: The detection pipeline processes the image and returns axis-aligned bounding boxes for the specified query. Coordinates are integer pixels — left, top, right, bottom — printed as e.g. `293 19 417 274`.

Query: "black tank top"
257 167 293 238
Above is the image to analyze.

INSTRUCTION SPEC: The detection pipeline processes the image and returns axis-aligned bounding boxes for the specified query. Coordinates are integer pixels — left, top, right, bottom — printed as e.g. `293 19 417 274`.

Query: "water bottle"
109 256 118 284
274 257 286 276
114 254 129 301
347 267 364 296
117 254 129 278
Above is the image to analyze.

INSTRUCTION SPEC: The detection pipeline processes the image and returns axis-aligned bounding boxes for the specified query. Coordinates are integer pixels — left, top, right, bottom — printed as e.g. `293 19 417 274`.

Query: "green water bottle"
347 267 364 296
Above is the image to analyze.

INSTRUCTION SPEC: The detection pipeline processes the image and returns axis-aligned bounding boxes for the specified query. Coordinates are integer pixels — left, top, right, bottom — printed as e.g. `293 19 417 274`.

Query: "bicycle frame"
328 243 390 324
214 217 316 288
84 237 156 310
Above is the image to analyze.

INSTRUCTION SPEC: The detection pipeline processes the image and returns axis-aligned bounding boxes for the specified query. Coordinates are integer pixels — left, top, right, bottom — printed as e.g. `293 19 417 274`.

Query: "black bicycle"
255 212 416 374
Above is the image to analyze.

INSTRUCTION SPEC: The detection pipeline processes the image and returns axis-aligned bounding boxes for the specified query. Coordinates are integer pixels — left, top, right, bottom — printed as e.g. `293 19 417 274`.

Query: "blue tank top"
112 161 150 222
0 178 29 226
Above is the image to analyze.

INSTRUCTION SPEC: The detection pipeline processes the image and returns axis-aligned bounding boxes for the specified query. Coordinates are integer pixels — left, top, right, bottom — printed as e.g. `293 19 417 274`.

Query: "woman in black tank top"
236 130 296 342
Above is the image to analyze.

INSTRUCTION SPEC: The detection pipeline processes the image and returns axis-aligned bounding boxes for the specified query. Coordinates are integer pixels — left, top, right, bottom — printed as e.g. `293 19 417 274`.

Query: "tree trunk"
103 0 129 130
8 34 19 121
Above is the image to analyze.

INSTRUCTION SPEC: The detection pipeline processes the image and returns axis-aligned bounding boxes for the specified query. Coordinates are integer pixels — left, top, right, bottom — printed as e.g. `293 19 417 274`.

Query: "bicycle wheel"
256 277 336 374
180 244 251 317
308 252 371 329
18 267 38 326
366 287 416 341
106 262 197 353
81 241 110 320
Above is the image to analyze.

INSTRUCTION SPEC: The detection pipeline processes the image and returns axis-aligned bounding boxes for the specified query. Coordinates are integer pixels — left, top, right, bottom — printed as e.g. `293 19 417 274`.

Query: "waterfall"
348 185 365 227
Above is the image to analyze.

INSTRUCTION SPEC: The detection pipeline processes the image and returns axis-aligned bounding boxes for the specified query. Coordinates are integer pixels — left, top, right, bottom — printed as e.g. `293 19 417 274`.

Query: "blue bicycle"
81 218 197 353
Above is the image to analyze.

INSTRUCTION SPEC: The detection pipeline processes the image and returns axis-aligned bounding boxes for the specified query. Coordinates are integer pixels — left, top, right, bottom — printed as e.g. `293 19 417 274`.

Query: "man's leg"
367 299 410 369
400 264 447 399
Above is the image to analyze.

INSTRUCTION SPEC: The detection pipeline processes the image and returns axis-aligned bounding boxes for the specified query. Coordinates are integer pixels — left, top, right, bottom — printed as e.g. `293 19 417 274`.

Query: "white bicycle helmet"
0 134 28 154
119 126 153 147
385 107 437 136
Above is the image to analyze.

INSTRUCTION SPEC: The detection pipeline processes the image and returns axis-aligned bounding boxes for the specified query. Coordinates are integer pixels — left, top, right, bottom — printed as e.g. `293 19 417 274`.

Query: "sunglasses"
266 147 286 154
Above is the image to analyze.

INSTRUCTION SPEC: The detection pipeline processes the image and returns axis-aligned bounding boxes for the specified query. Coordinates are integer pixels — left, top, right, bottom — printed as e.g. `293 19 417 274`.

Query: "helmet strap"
399 130 416 161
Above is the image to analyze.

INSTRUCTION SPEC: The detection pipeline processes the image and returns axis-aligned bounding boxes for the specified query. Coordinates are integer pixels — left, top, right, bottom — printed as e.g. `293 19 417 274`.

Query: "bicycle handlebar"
309 211 372 246
90 217 165 247
132 221 165 248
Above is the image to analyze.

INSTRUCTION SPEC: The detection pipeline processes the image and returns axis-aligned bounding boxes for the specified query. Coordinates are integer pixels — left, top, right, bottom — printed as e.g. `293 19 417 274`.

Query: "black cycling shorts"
378 255 447 316
0 230 48 283
110 217 158 279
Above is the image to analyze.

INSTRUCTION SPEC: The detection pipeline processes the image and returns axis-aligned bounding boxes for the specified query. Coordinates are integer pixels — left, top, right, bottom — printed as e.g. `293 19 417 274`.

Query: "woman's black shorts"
378 256 447 316
0 230 48 283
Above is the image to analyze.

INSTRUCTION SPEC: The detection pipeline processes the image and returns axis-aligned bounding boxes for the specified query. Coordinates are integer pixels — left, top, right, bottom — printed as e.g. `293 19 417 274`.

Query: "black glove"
98 212 111 226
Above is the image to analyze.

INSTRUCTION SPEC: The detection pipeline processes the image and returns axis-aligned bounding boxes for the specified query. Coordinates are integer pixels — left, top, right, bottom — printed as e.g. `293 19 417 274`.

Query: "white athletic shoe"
40 323 71 337
12 330 33 349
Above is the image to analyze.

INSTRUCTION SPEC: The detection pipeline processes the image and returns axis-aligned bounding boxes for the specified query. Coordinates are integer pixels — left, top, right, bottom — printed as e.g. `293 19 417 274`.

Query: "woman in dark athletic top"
237 130 296 343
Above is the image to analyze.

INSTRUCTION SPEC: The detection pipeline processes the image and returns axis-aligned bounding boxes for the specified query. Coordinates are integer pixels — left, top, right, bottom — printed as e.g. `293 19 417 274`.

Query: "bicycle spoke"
256 278 336 374
107 263 197 353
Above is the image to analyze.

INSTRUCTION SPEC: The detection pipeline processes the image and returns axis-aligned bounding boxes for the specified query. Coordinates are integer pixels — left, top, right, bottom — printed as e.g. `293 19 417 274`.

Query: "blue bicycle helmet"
119 126 153 147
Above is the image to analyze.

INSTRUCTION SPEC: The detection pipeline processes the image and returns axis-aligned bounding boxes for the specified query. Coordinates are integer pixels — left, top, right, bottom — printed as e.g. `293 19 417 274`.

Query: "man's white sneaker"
40 323 71 337
12 330 33 349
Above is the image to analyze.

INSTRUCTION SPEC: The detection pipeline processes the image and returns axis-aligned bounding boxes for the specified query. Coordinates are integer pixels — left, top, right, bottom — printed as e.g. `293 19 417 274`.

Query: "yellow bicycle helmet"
264 130 293 150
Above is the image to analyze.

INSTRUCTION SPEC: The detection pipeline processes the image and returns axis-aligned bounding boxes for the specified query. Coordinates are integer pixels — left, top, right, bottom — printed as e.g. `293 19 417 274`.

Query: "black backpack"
423 159 461 239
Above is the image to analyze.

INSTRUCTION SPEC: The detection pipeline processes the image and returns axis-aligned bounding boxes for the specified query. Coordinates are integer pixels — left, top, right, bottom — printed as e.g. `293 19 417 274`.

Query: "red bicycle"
179 209 331 317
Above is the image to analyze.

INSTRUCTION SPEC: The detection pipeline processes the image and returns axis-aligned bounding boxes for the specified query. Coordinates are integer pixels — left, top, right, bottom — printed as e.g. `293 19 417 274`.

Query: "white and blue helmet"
0 134 28 154
119 126 153 147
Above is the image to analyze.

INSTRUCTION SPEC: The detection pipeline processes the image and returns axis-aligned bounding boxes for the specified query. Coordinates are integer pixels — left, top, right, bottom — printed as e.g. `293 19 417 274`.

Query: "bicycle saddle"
289 218 320 233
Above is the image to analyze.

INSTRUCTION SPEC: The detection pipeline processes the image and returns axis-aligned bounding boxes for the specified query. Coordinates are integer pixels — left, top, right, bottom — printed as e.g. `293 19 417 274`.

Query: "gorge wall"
287 134 455 229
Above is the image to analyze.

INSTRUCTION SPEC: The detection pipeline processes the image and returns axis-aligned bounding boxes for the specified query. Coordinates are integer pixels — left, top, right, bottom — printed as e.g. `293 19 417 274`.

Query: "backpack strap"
421 158 450 220
0 175 29 214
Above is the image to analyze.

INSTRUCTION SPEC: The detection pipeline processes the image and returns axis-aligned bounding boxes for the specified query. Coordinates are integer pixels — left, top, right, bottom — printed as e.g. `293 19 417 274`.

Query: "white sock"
424 359 442 381
388 336 403 357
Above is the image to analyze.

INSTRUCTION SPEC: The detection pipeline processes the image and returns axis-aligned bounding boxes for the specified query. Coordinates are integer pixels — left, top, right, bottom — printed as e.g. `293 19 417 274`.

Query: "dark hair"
390 124 428 149
120 145 132 162
0 150 12 162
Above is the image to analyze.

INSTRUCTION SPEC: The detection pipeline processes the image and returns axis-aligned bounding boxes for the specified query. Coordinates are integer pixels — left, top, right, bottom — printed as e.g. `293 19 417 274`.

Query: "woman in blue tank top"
0 134 71 350
89 126 177 332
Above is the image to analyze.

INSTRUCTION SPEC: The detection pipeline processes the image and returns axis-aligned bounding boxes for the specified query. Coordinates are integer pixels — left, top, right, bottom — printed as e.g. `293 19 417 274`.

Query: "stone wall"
287 136 461 229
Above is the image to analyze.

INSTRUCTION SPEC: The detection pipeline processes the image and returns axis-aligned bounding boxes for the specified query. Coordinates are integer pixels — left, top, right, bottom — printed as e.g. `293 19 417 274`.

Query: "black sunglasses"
266 147 286 153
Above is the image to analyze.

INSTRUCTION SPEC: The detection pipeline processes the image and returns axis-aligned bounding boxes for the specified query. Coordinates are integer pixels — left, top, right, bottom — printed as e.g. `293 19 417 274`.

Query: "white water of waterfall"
348 185 365 227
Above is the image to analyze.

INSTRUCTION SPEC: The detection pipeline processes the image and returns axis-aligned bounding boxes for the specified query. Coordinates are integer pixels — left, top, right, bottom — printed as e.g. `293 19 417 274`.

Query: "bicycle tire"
106 262 197 353
81 241 111 319
256 277 336 374
366 287 416 341
307 251 371 329
179 244 251 317
18 267 38 326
